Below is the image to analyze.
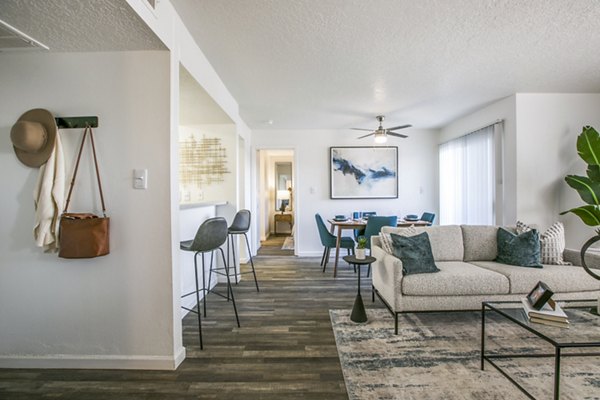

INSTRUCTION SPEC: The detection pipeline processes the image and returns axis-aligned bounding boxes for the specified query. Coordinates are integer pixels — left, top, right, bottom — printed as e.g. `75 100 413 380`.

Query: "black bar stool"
180 217 240 349
227 209 259 291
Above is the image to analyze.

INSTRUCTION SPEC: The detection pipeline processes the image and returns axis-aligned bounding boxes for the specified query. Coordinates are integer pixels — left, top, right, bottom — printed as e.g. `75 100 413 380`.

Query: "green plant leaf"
587 164 600 181
576 126 600 165
564 174 600 205
560 205 600 226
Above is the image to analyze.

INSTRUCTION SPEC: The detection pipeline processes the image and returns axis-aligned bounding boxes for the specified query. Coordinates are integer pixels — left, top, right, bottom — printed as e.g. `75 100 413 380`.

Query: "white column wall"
0 51 176 369
515 93 600 249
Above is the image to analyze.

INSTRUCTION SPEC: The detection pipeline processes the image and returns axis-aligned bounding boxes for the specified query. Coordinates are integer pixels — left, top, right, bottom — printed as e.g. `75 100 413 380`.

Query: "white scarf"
33 131 65 252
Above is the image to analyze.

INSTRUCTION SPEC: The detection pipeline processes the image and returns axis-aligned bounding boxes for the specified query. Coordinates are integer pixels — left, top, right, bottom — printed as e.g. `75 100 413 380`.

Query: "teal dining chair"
420 212 436 226
354 211 377 239
315 213 355 274
363 215 398 277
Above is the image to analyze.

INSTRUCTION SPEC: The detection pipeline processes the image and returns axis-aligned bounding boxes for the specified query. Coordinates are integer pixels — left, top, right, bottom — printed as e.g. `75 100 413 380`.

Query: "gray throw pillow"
495 227 542 268
390 232 440 275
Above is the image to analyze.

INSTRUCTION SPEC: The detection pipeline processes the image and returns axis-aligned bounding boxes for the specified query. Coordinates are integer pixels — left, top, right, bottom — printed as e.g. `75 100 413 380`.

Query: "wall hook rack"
55 116 98 129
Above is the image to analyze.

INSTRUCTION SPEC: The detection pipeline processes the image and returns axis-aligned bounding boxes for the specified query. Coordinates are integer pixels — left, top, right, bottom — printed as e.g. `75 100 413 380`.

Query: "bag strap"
63 126 107 217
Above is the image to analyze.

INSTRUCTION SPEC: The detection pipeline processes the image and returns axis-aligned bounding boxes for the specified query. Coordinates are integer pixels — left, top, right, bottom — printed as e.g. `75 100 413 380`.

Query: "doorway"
256 149 295 256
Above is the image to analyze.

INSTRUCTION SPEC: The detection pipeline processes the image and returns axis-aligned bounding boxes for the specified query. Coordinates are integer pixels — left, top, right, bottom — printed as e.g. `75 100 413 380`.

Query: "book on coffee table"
529 316 570 328
521 298 569 327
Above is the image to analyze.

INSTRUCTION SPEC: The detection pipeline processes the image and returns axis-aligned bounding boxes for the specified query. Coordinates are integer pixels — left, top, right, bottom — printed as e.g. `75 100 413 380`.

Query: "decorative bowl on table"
404 214 419 221
334 215 347 221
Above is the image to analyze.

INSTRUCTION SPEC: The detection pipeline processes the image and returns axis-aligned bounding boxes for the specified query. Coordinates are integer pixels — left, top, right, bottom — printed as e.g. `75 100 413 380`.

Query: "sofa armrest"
564 248 600 269
372 244 403 312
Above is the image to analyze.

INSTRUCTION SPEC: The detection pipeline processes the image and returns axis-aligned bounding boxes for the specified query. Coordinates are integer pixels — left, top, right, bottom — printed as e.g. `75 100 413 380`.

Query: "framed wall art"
330 146 398 199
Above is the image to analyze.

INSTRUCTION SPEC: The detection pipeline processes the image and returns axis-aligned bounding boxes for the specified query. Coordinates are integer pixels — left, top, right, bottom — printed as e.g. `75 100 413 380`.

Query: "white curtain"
439 126 495 225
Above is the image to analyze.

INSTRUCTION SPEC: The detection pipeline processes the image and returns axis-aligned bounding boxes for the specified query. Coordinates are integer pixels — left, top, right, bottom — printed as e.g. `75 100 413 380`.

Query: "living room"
1 1 599 399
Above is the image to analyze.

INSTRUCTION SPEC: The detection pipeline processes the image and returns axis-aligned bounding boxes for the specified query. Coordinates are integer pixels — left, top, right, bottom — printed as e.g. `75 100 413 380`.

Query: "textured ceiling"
0 0 165 52
172 0 600 129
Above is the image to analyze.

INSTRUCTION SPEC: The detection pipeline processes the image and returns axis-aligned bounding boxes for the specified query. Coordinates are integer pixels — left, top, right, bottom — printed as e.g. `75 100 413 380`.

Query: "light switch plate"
133 169 147 189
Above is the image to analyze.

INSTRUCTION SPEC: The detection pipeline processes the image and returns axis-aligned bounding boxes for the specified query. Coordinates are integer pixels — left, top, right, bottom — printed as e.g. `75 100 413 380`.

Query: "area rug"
282 236 294 250
330 309 600 400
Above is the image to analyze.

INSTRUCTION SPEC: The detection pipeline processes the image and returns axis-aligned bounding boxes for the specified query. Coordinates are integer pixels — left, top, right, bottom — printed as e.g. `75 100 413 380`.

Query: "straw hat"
10 109 57 167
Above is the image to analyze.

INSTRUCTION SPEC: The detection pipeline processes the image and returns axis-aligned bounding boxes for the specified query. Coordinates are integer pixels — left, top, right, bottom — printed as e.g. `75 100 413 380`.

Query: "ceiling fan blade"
357 132 375 139
351 128 374 131
387 131 408 138
386 124 412 131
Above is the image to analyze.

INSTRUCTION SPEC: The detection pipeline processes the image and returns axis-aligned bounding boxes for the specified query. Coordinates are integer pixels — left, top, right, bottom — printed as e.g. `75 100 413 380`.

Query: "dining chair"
315 213 355 274
363 215 398 277
354 211 377 239
420 212 436 226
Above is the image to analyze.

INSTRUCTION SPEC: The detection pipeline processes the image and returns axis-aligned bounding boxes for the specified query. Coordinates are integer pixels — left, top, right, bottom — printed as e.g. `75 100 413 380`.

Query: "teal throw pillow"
390 232 440 275
495 227 542 268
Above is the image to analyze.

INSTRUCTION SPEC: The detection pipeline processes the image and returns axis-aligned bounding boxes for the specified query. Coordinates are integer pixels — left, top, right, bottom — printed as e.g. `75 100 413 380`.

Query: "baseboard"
0 352 185 370
296 251 325 257
174 346 186 369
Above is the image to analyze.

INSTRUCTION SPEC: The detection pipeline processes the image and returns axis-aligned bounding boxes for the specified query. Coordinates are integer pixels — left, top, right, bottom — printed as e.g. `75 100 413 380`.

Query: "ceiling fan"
352 115 412 143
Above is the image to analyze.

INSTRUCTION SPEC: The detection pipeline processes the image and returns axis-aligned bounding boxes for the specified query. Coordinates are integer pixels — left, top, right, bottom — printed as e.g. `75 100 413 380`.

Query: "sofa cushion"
401 261 510 296
471 261 600 294
379 226 417 254
516 221 571 265
496 228 542 268
390 232 439 276
461 225 500 261
382 225 464 261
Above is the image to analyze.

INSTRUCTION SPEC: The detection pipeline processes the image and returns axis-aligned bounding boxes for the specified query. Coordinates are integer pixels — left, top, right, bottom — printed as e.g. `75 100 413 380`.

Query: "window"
439 125 496 225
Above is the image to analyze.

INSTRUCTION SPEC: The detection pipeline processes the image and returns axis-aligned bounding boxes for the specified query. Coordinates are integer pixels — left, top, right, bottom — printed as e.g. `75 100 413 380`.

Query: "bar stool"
180 217 240 349
227 209 259 292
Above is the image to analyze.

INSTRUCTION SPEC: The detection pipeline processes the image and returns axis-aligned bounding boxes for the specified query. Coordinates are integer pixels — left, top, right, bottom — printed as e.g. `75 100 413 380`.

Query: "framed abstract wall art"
330 146 398 199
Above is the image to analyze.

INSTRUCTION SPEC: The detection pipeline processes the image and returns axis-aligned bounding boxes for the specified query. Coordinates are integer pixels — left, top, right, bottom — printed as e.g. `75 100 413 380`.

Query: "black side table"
343 255 376 323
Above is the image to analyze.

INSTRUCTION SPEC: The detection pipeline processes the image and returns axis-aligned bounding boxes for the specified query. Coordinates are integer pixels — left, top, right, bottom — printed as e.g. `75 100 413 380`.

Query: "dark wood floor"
0 255 383 399
256 234 294 256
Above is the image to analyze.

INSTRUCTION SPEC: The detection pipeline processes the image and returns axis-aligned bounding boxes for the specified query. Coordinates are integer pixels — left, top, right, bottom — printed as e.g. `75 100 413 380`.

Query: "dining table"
327 218 431 277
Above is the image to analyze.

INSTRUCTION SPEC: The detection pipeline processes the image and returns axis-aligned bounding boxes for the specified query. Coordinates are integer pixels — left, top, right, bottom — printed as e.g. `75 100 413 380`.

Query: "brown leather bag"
59 127 109 258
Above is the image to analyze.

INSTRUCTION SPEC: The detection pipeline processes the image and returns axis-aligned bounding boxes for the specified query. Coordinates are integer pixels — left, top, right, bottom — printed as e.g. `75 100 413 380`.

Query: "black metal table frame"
481 300 600 400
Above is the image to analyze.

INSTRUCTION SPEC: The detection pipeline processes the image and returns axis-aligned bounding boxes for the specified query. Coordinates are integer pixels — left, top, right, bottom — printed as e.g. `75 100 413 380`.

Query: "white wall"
515 93 600 249
126 0 253 358
0 52 178 369
252 129 439 256
440 95 517 226
178 124 236 204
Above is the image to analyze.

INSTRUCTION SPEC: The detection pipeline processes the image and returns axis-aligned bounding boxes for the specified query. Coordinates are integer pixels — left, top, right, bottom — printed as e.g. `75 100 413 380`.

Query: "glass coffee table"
481 300 600 400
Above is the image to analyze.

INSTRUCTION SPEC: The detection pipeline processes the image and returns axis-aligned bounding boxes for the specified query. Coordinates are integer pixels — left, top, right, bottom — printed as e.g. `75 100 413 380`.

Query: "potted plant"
356 236 368 259
561 125 600 314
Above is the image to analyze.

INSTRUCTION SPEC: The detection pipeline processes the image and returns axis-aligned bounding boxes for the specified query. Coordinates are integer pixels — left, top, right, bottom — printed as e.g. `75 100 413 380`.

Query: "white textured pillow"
516 221 571 265
379 226 417 254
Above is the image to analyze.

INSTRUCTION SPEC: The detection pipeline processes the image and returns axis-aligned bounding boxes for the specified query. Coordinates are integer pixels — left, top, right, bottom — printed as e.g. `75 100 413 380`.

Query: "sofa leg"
394 313 399 335
371 285 375 302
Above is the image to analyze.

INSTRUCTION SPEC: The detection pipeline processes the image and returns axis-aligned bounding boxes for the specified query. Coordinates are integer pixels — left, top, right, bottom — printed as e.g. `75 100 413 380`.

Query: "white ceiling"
171 0 600 130
0 0 165 52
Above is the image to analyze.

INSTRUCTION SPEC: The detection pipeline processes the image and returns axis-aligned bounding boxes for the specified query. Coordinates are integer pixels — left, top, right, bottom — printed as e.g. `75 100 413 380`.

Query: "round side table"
343 255 376 323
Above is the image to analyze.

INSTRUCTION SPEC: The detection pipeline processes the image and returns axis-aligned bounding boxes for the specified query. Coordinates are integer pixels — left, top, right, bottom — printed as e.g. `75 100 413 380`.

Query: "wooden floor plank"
0 255 382 399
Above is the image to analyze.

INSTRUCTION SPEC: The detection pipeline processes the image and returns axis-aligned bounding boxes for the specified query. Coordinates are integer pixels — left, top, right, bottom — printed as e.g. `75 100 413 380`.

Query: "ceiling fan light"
374 132 387 143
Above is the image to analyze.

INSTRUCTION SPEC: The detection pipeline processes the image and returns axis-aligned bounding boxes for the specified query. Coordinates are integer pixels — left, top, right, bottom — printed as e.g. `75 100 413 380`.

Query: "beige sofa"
371 225 600 333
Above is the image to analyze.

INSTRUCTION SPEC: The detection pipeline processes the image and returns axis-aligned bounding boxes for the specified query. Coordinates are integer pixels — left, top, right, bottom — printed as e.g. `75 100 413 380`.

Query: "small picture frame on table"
526 281 554 310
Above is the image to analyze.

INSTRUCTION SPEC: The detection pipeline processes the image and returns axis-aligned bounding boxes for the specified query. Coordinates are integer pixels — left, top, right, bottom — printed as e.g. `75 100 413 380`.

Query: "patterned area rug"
330 309 600 400
282 236 294 250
